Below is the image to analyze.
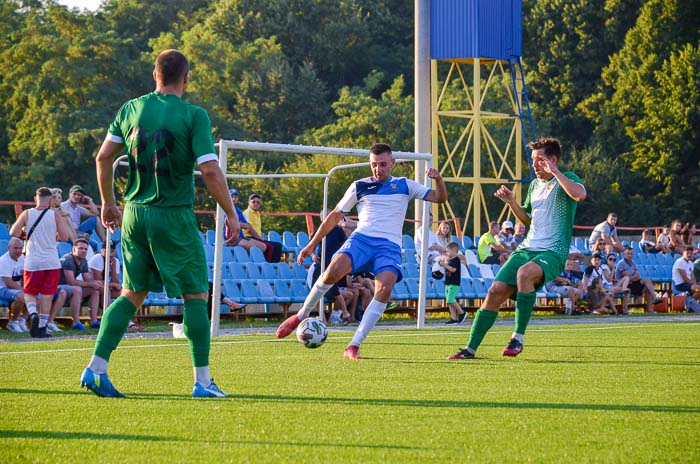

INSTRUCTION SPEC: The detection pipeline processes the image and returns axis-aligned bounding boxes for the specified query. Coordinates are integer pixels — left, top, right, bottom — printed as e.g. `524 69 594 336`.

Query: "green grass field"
1 318 698 463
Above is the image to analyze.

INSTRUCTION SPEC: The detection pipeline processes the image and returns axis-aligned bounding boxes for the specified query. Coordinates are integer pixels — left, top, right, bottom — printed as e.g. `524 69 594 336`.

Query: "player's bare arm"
297 209 345 265
95 138 125 231
9 210 28 238
494 185 530 226
424 167 447 203
200 160 240 244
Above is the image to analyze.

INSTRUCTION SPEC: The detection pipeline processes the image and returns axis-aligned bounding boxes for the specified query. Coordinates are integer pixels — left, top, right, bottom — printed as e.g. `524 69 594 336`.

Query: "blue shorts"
0 287 22 301
675 283 693 293
336 233 403 282
77 216 98 234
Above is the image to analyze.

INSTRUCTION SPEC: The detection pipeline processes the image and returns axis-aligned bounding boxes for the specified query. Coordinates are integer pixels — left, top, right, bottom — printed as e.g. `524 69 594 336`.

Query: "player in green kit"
80 50 240 398
448 137 586 360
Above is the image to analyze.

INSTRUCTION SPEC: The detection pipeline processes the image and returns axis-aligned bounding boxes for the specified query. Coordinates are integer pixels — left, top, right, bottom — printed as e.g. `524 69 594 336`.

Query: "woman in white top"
582 252 630 314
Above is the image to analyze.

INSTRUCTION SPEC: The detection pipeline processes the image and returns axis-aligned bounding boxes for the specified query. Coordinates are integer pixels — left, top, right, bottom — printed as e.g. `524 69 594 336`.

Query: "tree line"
1 0 697 234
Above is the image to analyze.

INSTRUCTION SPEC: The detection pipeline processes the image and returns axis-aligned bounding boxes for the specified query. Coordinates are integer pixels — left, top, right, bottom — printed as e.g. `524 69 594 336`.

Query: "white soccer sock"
88 355 108 375
27 302 37 314
511 332 524 343
194 366 211 387
297 281 333 320
39 314 48 328
349 298 387 348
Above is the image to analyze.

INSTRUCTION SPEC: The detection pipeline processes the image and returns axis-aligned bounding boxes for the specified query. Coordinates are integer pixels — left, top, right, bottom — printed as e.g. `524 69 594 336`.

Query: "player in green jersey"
80 50 240 398
448 137 586 360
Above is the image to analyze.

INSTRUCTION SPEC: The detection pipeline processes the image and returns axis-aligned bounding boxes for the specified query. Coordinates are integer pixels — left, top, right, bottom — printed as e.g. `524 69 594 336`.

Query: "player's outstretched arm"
297 209 345 265
424 167 447 204
200 160 240 243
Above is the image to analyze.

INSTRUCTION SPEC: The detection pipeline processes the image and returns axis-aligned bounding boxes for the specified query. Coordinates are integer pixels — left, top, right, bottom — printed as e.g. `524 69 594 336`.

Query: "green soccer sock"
94 296 138 361
183 298 210 368
467 309 498 352
514 291 537 336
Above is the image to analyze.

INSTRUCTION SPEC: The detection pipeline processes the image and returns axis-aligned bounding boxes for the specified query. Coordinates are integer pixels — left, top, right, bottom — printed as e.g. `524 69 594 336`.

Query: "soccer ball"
296 318 328 349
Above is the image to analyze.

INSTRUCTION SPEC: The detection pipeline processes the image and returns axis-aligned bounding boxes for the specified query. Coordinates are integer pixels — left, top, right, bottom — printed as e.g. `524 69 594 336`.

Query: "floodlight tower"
415 0 536 237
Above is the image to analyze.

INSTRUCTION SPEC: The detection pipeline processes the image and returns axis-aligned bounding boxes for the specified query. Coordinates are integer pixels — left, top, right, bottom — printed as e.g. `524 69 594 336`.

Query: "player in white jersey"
275 143 447 360
448 137 586 360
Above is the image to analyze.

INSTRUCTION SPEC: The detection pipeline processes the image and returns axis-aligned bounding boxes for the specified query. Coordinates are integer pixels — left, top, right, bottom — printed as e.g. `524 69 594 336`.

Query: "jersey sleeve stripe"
107 133 124 144
197 153 218 165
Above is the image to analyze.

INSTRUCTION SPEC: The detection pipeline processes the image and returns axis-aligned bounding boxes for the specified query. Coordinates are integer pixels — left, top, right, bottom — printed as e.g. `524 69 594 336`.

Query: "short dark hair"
446 242 459 252
35 187 52 198
369 143 392 157
528 137 562 159
73 238 89 248
155 49 189 86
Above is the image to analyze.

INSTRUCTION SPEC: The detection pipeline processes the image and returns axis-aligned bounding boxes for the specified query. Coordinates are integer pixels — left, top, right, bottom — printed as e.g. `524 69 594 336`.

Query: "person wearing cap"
81 50 240 399
226 189 267 254
243 193 262 239
498 220 517 252
477 221 509 265
61 185 106 243
448 137 587 360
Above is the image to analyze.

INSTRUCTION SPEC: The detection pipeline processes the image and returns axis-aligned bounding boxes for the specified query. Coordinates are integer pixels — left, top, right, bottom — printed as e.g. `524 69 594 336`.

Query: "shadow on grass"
0 430 425 450
2 388 698 415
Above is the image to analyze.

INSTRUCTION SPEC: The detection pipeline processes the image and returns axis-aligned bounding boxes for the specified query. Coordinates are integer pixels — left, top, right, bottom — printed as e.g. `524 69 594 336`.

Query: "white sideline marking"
1 322 697 356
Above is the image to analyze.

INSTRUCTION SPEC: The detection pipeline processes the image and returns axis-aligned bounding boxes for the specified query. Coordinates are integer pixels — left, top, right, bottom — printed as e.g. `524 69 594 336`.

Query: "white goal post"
108 141 436 337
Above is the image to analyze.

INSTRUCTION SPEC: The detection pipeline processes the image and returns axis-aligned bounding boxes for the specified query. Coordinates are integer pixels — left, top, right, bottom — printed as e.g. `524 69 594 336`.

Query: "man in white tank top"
10 187 69 338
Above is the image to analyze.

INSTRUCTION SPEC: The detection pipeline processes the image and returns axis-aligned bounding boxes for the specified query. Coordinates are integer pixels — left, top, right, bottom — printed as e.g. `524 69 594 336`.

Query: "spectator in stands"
586 277 619 315
10 187 69 337
477 221 509 265
435 220 452 249
227 189 267 254
544 258 584 315
50 188 79 244
668 219 686 254
88 242 122 312
0 238 28 333
672 246 700 296
582 252 630 315
512 222 526 249
498 220 516 252
615 247 659 313
58 238 102 330
680 222 697 250
588 212 625 253
243 193 263 238
414 212 444 262
639 228 667 254
61 185 106 244
439 242 467 324
656 225 671 254
592 238 608 260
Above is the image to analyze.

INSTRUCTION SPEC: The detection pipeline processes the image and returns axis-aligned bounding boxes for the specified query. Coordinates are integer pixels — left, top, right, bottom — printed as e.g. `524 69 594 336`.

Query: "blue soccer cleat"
192 379 227 398
80 367 125 398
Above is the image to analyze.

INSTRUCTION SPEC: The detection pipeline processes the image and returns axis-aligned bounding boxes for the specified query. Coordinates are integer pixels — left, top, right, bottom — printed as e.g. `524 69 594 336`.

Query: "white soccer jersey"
672 257 693 286
336 176 430 246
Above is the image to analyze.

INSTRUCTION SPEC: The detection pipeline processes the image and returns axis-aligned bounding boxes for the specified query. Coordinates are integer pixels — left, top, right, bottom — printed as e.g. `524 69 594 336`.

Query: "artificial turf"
0 318 698 463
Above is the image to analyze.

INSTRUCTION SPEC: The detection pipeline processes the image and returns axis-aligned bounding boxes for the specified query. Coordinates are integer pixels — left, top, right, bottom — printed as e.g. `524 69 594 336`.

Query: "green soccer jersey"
520 172 584 258
107 92 217 207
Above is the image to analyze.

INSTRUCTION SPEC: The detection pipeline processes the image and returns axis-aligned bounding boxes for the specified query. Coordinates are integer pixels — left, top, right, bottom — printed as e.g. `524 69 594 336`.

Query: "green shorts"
121 204 208 298
494 248 566 291
445 284 459 304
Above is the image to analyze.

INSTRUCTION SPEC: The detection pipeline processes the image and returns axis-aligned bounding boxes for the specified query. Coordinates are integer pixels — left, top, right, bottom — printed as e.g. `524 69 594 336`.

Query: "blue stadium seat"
221 247 235 263
404 278 420 300
471 279 488 298
403 262 419 279
227 262 246 280
245 263 262 279
432 279 445 299
206 229 217 246
255 280 277 304
468 264 482 279
0 239 8 253
249 246 266 263
403 251 418 265
273 280 292 304
296 231 310 249
282 231 298 253
290 279 309 303
402 234 415 251
222 279 242 300
460 279 476 299
57 241 72 258
0 223 11 240
203 245 215 264
391 280 410 301
461 235 474 250
473 235 480 249
239 280 261 305
232 246 250 263
276 262 294 280
261 262 278 280
292 263 307 279
267 230 282 244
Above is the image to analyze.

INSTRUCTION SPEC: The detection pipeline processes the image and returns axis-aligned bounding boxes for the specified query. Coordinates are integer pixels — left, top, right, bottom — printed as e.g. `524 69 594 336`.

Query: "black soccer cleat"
501 338 523 357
